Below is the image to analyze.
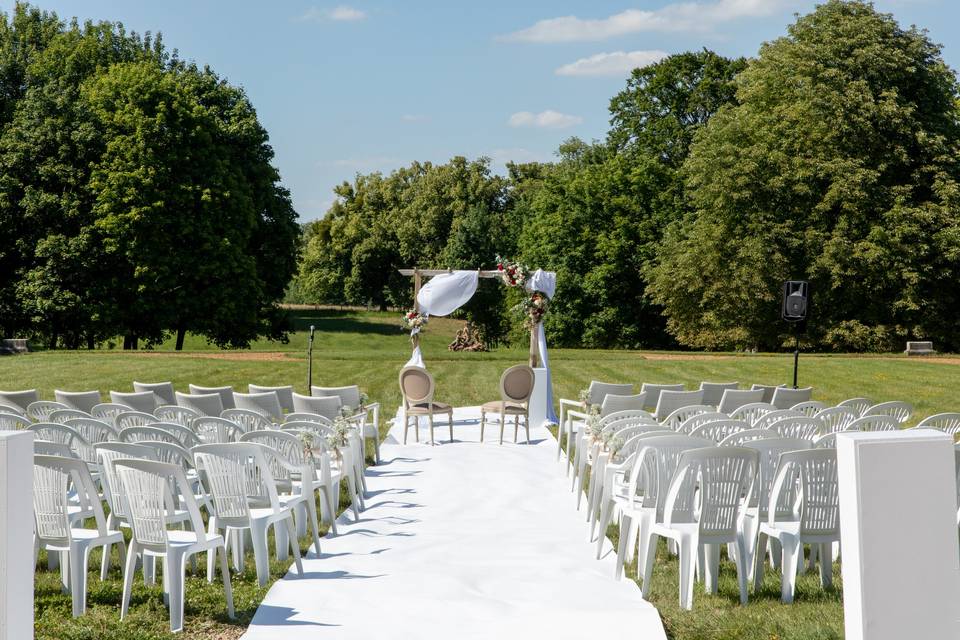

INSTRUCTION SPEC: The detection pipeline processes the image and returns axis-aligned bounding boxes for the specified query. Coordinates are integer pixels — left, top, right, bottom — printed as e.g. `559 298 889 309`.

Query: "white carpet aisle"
242 407 666 640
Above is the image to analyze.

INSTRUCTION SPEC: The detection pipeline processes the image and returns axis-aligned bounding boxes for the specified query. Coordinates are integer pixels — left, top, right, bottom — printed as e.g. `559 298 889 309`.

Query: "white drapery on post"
405 271 479 368
526 269 558 424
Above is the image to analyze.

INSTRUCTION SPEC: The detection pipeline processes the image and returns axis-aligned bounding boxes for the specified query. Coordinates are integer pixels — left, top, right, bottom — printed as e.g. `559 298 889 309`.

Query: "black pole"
307 325 315 395
792 330 800 389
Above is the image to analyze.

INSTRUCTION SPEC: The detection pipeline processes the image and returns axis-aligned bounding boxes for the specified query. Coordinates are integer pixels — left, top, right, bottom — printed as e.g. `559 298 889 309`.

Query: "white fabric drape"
405 344 424 369
525 269 556 299
417 271 479 317
537 322 559 424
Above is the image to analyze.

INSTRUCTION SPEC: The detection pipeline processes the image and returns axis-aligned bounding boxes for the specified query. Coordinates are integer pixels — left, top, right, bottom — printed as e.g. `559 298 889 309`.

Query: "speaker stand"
792 331 800 389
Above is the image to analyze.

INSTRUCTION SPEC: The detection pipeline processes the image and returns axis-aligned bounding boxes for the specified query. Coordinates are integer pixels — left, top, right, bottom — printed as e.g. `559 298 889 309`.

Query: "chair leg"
752 532 767 590
207 518 218 581
428 414 435 445
69 544 88 617
403 414 409 445
734 534 750 605
780 535 800 604
819 542 833 588
704 543 721 594
448 411 453 442
286 515 304 575
168 553 186 633
615 514 633 579
595 493 612 559
679 534 698 610
514 415 519 442
640 532 659 599
219 545 235 619
525 413 531 443
250 523 270 587
480 410 485 442
120 541 138 620
275 515 289 562
305 495 323 555
499 411 505 445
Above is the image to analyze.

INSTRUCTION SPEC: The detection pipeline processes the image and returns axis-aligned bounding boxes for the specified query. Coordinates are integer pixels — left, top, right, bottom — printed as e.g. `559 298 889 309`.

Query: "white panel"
0 431 33 640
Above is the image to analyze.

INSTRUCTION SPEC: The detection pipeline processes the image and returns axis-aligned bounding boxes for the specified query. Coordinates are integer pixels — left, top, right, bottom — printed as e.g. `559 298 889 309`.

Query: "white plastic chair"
638 446 758 609
750 384 784 404
916 413 960 437
28 423 90 459
91 403 132 428
64 417 116 461
292 392 342 420
0 388 39 413
312 385 382 463
33 455 125 617
133 381 176 407
847 415 898 432
718 428 777 447
115 459 234 631
155 405 200 428
864 400 913 424
814 407 858 434
233 391 284 423
188 384 235 409
27 400 70 422
193 416 244 443
768 416 824 441
718 389 766 414
790 400 827 417
116 411 158 430
50 408 92 424
558 381 632 464
729 402 776 426
660 404 713 430
119 425 183 446
771 387 813 410
752 409 804 431
699 382 739 408
285 412 334 425
0 411 30 430
175 391 224 417
640 383 686 413
110 390 159 414
600 392 648 416
812 432 838 448
221 408 273 433
653 390 704 421
54 390 102 414
150 422 202 448
690 419 750 443
677 411 729 435
756 448 840 602
249 384 295 413
194 443 304 586
837 397 871 417
0 403 24 416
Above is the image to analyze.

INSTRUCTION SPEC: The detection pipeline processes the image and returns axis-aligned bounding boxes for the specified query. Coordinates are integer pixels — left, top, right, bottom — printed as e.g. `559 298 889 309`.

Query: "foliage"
648 0 960 351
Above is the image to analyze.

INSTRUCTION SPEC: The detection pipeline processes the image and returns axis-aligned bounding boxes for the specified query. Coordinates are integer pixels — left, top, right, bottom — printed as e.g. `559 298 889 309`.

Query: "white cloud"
501 0 789 43
297 5 367 23
556 50 669 76
508 110 583 129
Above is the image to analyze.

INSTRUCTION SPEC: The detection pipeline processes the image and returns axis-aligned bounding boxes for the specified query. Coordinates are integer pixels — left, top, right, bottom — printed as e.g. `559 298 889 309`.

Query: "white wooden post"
836 430 960 640
0 430 33 640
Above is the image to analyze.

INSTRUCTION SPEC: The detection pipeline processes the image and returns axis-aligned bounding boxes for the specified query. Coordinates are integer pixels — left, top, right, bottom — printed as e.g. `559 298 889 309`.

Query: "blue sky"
2 1 956 221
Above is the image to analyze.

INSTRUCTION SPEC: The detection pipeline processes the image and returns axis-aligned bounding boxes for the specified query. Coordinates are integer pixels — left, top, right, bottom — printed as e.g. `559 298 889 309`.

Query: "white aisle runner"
242 408 666 640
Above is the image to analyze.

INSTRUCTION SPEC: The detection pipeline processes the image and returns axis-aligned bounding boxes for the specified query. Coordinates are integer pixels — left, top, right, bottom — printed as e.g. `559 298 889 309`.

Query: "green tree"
648 0 960 351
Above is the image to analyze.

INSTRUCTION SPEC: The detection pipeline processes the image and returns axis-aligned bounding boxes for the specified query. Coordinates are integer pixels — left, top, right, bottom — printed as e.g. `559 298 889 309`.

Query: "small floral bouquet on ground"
401 309 427 332
495 254 528 288
326 415 352 464
513 291 548 329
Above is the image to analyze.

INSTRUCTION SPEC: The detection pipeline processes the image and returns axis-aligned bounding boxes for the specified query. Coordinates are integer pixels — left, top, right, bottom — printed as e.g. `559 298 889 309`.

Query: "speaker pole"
792 329 800 389
307 325 315 395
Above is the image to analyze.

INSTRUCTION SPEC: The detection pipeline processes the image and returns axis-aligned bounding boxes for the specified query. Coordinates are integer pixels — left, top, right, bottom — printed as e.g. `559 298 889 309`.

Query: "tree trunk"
123 333 139 350
48 331 58 350
175 326 186 351
87 334 95 350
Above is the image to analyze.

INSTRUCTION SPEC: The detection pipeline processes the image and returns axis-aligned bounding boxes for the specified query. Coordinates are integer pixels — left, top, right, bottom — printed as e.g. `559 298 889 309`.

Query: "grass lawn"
5 308 960 639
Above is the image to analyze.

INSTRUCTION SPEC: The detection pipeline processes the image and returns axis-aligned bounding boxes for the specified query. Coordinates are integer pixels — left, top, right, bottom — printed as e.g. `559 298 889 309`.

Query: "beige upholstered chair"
399 366 453 445
480 365 536 444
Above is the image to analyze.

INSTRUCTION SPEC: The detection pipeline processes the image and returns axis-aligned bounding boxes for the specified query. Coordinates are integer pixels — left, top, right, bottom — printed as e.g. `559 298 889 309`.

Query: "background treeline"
0 4 300 350
294 1 960 353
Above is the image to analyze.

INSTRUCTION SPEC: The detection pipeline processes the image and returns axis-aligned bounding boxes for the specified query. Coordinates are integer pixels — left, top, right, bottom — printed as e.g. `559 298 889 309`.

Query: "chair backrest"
221 408 273 433
916 413 960 436
812 432 838 449
155 405 200 428
33 455 107 543
27 423 89 454
95 442 156 517
311 385 361 409
115 458 205 549
136 441 194 471
119 425 182 446
34 440 75 457
292 392 342 418
188 384 235 409
110 390 158 413
193 416 244 444
769 415 824 440
174 391 224 417
752 409 804 431
499 365 535 404
750 384 785 404
660 404 712 430
284 412 334 425
837 397 871 417
54 390 102 414
91 403 132 427
194 442 281 524
149 421 201 448
770 386 814 410
239 429 312 488
717 389 765 414
768 448 840 536
728 402 776 425
133 381 176 406
639 383 685 412
588 381 635 407
600 393 647 417
790 400 827 417
0 404 24 417
741 437 811 514
399 366 436 406
26 401 69 422
864 400 913 424
64 418 116 457
281 422 335 438
814 406 859 434
0 411 31 431
622 434 714 517
664 447 757 536
115 411 158 430
698 382 739 407
0 389 39 413
233 391 284 422
718 428 777 447
690 419 750 444
601 410 658 430
249 384 295 413
653 390 705 420
676 411 727 435
848 415 899 432
49 408 92 424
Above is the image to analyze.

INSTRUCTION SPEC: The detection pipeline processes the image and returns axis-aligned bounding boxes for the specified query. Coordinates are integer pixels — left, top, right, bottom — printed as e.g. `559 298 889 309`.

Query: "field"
5 308 960 640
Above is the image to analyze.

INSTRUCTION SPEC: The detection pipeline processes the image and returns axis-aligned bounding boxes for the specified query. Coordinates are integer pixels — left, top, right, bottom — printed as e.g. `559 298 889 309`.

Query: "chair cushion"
481 400 527 414
408 401 452 414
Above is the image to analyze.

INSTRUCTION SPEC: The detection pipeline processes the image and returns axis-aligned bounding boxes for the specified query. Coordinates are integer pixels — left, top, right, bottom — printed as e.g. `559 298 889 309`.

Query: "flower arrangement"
358 391 369 409
604 434 626 462
514 291 548 329
586 405 603 440
578 388 591 406
401 309 427 332
495 254 528 288
326 415 352 463
299 430 320 462
340 404 354 418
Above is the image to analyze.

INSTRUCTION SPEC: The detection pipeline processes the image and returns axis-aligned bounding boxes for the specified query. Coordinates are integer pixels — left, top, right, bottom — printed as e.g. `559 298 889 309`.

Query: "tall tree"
648 0 960 351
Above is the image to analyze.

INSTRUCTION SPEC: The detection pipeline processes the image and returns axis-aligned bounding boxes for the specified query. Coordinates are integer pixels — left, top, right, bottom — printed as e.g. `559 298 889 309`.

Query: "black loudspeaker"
781 281 810 322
